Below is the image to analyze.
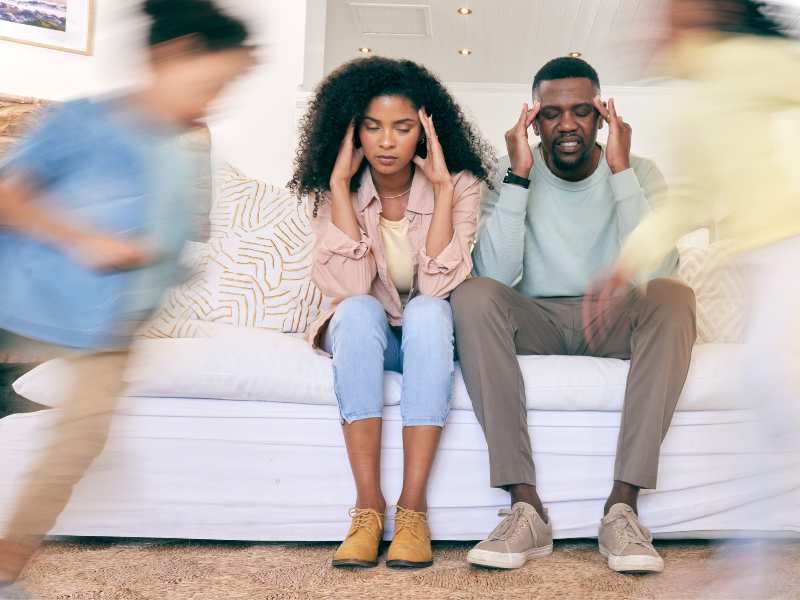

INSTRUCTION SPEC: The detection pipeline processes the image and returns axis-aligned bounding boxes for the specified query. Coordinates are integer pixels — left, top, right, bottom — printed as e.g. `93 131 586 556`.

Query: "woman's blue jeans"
322 294 455 427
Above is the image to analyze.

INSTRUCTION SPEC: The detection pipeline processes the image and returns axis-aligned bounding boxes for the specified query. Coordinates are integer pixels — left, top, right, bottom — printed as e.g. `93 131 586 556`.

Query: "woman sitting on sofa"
288 57 494 569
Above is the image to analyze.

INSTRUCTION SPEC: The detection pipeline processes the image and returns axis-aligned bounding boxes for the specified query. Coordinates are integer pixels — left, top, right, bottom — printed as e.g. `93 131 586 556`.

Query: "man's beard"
550 140 592 173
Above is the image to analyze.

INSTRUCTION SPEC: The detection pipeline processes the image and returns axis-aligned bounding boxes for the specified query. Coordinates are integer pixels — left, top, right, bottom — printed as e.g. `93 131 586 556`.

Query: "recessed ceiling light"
569 51 582 58
457 7 472 16
458 48 472 56
358 47 372 54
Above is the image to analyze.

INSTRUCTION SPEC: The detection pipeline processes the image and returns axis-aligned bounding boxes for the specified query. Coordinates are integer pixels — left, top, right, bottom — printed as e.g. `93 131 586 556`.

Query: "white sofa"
5 94 795 542
3 319 799 542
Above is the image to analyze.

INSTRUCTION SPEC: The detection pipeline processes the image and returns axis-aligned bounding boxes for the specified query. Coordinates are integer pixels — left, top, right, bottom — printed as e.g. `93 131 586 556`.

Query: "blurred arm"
614 161 680 279
0 175 88 249
0 174 152 272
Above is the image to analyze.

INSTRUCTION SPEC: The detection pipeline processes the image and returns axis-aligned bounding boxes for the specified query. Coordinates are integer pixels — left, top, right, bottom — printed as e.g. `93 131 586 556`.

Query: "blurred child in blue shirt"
0 0 255 589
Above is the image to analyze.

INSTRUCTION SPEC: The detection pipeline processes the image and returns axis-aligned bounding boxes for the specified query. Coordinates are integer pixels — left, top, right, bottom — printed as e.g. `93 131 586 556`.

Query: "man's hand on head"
593 96 631 174
505 101 541 178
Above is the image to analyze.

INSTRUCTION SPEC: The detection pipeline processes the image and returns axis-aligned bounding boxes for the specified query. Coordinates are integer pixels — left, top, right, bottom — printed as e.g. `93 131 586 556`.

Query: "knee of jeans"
449 277 508 324
330 295 387 335
401 381 453 429
404 295 453 330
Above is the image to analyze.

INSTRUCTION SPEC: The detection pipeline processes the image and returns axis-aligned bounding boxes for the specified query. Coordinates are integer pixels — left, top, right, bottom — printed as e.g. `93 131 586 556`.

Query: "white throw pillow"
126 328 339 405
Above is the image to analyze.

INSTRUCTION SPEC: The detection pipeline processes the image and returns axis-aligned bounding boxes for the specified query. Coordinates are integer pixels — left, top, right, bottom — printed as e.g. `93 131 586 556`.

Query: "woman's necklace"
378 187 411 200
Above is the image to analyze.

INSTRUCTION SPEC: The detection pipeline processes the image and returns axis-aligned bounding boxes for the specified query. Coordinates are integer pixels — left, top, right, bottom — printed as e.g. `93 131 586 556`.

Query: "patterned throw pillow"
142 165 327 338
677 244 745 344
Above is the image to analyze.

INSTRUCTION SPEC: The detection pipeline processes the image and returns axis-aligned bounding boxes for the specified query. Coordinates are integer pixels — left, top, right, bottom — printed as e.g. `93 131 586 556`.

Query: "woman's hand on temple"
413 108 453 190
330 121 365 190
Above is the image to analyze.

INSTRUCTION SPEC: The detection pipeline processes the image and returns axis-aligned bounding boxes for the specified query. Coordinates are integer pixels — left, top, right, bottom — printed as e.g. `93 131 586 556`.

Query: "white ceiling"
321 0 672 86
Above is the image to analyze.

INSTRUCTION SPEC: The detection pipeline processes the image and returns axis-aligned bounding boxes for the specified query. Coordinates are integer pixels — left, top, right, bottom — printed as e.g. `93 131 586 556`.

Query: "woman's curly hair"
288 57 496 216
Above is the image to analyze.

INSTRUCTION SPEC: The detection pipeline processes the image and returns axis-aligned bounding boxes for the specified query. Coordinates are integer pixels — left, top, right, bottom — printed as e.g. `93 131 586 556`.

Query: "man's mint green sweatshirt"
473 144 677 296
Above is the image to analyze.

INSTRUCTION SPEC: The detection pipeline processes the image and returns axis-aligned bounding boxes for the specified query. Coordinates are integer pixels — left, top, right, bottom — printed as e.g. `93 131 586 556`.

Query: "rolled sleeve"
418 232 464 274
318 222 372 264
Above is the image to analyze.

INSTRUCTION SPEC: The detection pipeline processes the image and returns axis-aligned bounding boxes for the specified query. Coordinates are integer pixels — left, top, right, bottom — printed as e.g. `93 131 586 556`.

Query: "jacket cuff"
609 168 642 202
319 223 372 263
419 234 463 274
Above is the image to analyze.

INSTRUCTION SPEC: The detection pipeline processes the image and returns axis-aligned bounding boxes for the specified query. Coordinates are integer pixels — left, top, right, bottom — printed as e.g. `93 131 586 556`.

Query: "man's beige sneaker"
598 503 664 573
466 502 553 569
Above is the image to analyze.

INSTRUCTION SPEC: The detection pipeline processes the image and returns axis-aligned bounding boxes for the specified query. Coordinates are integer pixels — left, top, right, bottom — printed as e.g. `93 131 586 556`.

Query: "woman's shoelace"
393 508 426 540
346 508 380 537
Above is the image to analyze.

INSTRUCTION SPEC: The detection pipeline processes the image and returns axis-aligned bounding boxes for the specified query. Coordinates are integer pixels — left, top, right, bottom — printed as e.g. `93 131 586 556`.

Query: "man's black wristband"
503 167 530 189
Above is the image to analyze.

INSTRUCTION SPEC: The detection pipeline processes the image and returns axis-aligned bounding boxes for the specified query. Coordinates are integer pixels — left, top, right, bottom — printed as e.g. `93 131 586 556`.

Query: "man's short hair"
533 57 601 94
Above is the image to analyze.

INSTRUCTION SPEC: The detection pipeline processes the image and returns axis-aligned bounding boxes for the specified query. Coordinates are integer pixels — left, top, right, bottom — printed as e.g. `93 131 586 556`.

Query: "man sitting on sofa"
450 57 697 574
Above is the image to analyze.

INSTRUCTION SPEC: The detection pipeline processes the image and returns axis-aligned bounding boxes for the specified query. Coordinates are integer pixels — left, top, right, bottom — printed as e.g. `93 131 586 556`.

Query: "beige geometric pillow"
678 244 745 344
139 241 211 339
142 164 327 338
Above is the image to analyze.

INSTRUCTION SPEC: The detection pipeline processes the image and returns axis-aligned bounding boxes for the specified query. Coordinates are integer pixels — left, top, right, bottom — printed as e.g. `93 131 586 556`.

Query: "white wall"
0 0 308 185
208 0 307 184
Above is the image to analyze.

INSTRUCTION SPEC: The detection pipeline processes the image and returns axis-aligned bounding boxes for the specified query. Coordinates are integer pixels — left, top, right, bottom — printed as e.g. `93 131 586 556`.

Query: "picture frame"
0 0 94 56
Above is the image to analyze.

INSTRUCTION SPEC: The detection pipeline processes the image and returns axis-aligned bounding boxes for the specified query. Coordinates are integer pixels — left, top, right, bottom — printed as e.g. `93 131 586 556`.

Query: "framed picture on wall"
0 0 94 55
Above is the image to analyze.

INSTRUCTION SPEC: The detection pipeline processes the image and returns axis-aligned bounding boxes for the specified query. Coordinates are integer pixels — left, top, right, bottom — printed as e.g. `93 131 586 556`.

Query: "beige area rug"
17 538 800 600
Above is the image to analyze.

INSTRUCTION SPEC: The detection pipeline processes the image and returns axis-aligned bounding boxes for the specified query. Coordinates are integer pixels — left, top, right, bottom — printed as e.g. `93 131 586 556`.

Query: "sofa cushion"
14 327 748 412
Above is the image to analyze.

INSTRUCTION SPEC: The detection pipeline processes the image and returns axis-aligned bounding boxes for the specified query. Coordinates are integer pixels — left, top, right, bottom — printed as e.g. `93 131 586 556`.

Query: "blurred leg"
1 350 128 580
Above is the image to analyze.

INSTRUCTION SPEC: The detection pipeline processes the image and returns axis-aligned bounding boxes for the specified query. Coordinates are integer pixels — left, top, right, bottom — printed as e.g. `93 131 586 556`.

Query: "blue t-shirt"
0 98 191 349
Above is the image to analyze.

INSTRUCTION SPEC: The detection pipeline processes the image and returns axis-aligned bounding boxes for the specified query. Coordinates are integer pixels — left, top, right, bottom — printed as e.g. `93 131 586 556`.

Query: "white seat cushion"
13 326 746 412
451 343 747 411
